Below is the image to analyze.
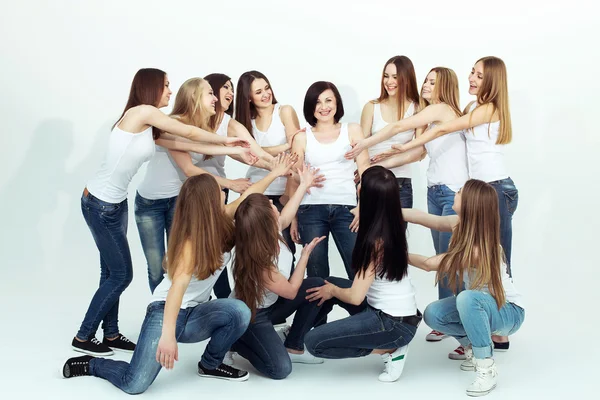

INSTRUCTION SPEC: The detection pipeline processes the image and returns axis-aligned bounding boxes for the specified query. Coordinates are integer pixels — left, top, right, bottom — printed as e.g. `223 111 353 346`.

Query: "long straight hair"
419 67 462 117
114 68 166 140
352 166 409 281
375 56 420 120
204 73 234 132
234 70 278 136
169 77 212 131
438 179 506 308
471 56 512 144
166 175 234 280
232 193 283 320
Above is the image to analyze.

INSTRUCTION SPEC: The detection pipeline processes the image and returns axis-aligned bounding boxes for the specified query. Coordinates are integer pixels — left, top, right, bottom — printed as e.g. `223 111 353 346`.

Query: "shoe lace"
90 338 102 346
69 359 90 376
118 335 132 343
454 345 465 355
216 363 239 376
382 354 393 375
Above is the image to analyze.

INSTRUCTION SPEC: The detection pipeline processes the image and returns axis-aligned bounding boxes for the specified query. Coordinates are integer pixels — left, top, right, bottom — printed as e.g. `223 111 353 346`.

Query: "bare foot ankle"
492 335 508 343
287 348 304 355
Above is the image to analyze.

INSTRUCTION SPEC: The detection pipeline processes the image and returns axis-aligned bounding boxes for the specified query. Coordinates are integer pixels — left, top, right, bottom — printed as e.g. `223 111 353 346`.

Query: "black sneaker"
62 355 94 378
72 337 114 356
493 340 510 352
103 334 136 353
197 362 249 381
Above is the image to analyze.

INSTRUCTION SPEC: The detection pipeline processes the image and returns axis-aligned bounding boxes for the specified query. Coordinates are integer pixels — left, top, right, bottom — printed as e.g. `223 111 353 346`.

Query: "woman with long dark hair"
406 179 525 396
72 68 249 356
303 166 421 383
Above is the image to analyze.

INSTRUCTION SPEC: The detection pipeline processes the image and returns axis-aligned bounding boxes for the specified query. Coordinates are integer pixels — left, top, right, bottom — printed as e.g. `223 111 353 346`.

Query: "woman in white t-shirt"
304 166 422 383
406 179 525 397
225 163 326 379
135 77 259 293
61 152 298 393
72 69 251 357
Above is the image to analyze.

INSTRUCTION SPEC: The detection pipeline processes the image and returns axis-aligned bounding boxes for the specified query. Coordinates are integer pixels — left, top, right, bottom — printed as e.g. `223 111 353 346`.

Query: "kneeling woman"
405 179 525 397
61 155 297 394
228 163 327 379
304 166 421 383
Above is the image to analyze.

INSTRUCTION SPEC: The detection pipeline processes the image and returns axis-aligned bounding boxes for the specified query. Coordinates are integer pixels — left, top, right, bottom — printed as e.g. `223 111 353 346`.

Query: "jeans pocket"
503 187 519 215
136 194 155 207
298 205 312 214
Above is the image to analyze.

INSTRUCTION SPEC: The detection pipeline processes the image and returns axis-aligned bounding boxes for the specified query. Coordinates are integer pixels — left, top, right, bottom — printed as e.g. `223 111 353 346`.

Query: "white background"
1 0 598 398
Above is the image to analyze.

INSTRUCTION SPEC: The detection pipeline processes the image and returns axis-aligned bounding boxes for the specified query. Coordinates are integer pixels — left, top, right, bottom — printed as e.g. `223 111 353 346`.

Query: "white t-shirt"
463 260 524 309
194 114 230 178
424 123 469 192
366 269 418 317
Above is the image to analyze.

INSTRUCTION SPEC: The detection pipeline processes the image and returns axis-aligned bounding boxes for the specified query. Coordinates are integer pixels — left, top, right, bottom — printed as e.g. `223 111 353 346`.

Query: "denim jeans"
305 276 420 359
488 178 518 276
297 205 357 279
397 178 413 208
77 192 133 340
134 192 177 293
89 299 251 394
231 277 325 379
427 184 457 300
423 290 525 359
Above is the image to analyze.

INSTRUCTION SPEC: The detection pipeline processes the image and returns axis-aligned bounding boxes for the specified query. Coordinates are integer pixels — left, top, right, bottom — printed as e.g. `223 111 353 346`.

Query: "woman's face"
383 63 398 97
219 80 234 111
468 61 484 96
158 74 172 108
314 89 337 124
201 84 218 116
421 71 437 102
249 78 273 108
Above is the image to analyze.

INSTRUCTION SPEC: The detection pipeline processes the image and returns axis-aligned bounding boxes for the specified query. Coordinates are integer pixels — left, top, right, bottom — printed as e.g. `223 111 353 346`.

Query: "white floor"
3 247 597 400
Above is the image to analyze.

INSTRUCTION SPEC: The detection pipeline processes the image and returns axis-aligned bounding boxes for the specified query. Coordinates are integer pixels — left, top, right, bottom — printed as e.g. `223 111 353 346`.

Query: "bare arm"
374 146 426 169
402 208 458 232
408 253 444 272
227 119 273 169
349 123 371 177
396 103 496 153
306 263 376 306
360 102 375 137
278 163 319 230
263 236 325 300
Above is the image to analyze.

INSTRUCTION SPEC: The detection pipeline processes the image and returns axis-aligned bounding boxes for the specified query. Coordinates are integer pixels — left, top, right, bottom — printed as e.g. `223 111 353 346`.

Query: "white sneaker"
223 351 235 366
448 345 468 360
425 330 448 342
276 324 291 342
460 346 475 371
466 358 498 397
378 346 409 382
288 350 324 364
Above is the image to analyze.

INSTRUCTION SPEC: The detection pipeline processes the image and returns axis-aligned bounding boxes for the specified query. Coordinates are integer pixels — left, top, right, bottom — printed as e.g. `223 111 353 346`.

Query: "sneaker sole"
448 353 467 360
71 346 114 357
460 364 475 371
197 371 249 382
466 384 496 397
425 336 447 342
106 347 135 354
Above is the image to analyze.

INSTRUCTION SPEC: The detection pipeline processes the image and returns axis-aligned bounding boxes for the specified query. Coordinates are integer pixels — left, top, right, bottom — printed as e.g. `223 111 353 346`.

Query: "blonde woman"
406 179 524 397
391 57 518 351
135 78 258 293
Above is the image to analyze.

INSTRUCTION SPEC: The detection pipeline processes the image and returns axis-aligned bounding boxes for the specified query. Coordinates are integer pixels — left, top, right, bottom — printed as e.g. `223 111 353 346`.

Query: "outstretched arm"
402 208 458 232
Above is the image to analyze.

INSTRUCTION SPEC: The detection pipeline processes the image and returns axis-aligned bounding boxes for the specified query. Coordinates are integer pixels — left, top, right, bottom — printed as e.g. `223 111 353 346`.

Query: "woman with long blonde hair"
72 69 250 357
135 77 259 293
405 179 525 397
391 57 519 351
61 153 298 393
347 67 470 353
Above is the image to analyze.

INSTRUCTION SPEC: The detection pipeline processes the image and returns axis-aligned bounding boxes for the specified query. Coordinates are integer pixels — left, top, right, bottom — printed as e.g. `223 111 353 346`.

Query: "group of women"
60 54 525 397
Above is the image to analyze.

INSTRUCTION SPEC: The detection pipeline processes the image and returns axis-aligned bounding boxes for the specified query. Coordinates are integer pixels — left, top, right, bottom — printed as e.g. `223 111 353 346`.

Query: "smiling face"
314 89 337 124
219 80 234 111
469 61 484 96
383 63 398 97
421 71 437 102
158 74 172 108
249 78 273 108
200 83 218 116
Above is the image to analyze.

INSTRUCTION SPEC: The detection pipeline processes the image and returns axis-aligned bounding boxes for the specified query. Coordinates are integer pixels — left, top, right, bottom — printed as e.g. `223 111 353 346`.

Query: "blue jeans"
488 178 518 276
231 277 325 379
306 288 420 359
297 204 357 279
397 178 413 208
427 185 457 300
134 192 177 293
78 191 133 340
424 291 525 359
89 299 251 394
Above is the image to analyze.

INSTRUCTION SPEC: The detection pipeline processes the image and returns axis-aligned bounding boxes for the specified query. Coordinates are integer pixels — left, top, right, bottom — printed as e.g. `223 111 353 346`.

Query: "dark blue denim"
77 191 133 340
231 277 325 379
488 177 519 277
134 192 177 293
296 205 357 279
89 299 251 394
305 276 419 359
427 184 457 299
397 178 413 208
